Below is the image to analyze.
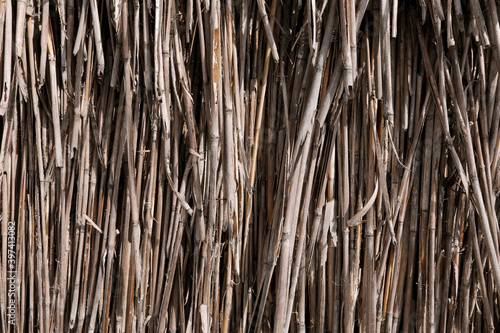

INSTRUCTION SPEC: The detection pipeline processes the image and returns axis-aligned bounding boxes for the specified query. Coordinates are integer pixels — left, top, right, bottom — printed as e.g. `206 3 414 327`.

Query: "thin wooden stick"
0 0 12 114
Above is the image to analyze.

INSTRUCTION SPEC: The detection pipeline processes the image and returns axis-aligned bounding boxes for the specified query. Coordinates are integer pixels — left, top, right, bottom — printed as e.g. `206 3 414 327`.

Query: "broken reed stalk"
1 1 500 332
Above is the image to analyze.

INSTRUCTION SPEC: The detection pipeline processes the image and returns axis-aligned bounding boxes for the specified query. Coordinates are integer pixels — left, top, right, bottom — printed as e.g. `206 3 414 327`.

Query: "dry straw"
0 0 499 332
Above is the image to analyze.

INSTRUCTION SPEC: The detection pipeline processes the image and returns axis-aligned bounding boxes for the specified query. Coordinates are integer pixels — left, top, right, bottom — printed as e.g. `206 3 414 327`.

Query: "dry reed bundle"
0 0 500 332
